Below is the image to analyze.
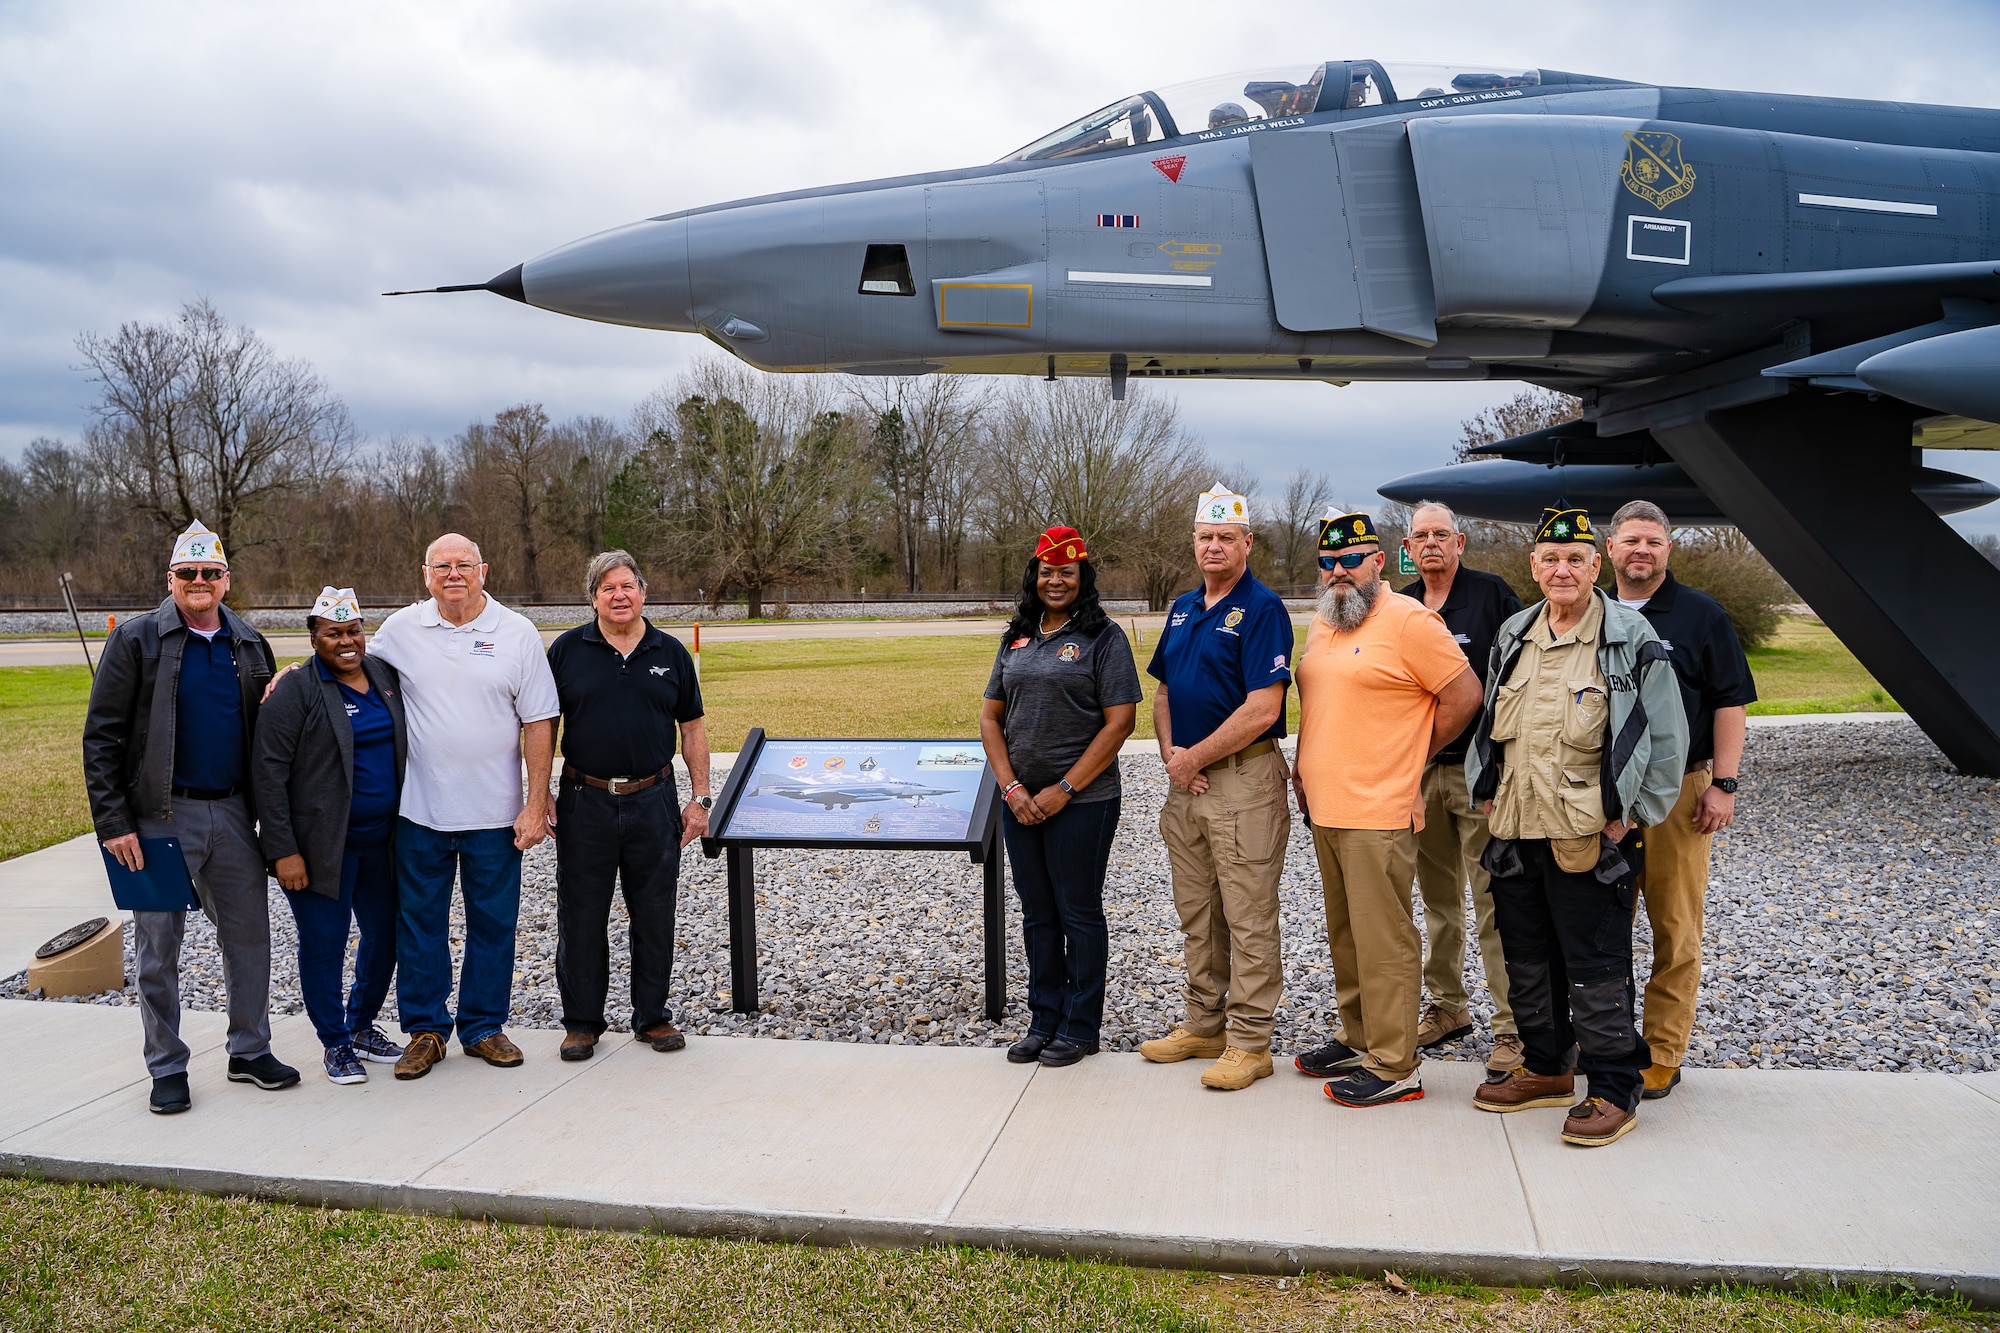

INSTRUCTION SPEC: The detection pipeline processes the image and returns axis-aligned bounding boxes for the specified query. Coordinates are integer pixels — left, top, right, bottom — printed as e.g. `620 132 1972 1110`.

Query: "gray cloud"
4 0 1999 533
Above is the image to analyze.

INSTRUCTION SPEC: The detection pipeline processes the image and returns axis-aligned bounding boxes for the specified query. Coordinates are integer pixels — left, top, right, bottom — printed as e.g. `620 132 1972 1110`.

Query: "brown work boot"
1486 1033 1526 1073
1415 1003 1474 1049
1199 1047 1274 1091
1139 1025 1228 1064
1473 1065 1575 1113
1561 1096 1638 1147
463 1031 525 1068
560 1031 597 1062
637 1021 686 1053
1641 1064 1682 1099
394 1031 447 1081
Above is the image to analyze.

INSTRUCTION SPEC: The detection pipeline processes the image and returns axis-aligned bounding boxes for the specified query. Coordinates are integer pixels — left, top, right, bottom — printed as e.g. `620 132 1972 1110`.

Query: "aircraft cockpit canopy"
999 61 1542 162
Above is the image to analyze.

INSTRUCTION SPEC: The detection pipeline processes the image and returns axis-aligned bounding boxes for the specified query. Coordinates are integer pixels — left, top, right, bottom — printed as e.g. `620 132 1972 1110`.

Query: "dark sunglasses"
173 567 226 582
1318 551 1374 571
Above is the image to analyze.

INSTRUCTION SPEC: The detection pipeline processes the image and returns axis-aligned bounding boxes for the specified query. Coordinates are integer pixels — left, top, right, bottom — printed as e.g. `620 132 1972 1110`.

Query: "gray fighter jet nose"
518 217 693 332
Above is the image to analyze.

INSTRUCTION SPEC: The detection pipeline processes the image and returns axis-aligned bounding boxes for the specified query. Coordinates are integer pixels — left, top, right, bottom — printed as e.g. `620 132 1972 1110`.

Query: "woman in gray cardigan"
253 589 408 1085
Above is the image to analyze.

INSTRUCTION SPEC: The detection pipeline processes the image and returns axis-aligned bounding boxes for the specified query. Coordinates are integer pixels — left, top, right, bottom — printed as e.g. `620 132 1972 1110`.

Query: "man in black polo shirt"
546 550 712 1061
1605 501 1756 1100
1396 500 1526 1073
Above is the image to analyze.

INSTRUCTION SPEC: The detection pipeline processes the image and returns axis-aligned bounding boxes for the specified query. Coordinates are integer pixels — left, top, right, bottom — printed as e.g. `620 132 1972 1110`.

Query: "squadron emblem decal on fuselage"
1620 131 1696 209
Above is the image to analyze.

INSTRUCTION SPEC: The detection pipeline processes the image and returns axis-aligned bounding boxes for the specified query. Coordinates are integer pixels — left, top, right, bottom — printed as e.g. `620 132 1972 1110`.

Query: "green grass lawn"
1744 618 1898 714
0 619 1890 864
0 1179 1983 1333
0 666 94 862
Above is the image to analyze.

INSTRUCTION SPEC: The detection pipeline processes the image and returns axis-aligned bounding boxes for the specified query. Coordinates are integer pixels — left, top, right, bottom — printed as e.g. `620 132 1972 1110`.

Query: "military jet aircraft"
398 58 2000 774
756 777 958 811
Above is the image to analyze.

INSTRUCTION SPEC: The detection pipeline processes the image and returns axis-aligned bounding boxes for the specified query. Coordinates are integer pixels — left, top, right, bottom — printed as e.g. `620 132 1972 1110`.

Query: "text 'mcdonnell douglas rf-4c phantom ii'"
395 58 2000 774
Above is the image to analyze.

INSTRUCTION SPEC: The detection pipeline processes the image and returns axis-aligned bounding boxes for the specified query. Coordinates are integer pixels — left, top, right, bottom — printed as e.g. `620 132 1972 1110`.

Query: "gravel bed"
9 721 1995 1074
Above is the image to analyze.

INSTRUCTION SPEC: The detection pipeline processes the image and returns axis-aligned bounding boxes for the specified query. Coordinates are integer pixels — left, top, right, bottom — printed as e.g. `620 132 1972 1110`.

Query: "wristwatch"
1712 777 1739 795
695 795 714 810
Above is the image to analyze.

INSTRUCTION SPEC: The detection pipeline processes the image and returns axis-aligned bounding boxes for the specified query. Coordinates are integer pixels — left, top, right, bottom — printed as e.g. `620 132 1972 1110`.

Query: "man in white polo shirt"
366 533 560 1079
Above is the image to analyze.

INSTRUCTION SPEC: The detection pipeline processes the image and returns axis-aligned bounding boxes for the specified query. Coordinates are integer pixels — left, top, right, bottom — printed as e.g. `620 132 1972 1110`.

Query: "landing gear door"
1250 124 1438 346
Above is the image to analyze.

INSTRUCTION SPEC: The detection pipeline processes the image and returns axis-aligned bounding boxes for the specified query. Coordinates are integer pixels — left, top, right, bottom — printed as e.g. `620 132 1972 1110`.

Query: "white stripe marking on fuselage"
1797 193 1938 216
1065 270 1213 287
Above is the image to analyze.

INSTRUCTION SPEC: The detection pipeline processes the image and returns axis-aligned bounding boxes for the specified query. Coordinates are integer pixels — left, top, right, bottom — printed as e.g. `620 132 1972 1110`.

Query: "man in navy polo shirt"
1138 484 1295 1091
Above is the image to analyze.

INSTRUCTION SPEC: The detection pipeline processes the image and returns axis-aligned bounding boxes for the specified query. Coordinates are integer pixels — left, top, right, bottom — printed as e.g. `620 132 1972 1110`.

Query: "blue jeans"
1001 796 1120 1047
281 835 398 1049
394 819 522 1047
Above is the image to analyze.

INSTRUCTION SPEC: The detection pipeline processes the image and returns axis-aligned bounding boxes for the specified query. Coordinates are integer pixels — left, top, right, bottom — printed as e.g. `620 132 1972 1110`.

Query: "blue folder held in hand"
101 837 201 912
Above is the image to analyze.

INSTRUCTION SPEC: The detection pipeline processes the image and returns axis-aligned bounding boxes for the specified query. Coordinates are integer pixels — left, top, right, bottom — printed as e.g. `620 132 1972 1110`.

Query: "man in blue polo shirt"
1139 483 1295 1091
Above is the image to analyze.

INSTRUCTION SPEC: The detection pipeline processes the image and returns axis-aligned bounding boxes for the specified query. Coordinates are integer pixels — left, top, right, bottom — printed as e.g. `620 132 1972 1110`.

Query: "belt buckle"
607 776 631 796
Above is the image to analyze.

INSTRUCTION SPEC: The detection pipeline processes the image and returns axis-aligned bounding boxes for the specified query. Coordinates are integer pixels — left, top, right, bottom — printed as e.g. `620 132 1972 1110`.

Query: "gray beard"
1316 577 1381 633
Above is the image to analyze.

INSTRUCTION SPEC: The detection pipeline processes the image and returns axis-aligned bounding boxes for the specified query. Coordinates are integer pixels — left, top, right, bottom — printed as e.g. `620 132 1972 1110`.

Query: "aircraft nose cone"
519 217 692 331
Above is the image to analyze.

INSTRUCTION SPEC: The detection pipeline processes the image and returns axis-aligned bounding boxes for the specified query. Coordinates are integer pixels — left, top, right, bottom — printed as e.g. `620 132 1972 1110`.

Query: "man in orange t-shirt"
1290 511 1482 1109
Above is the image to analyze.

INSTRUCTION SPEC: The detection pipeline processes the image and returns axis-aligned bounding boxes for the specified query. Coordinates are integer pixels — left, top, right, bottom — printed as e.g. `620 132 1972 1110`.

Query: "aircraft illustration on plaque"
758 777 958 811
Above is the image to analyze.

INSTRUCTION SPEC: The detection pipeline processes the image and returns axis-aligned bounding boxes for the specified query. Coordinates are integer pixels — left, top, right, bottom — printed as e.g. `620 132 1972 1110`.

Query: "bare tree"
1455 386 1582 461
980 380 1214 609
1259 467 1338 591
637 360 869 619
373 435 453 573
457 404 564 598
852 376 989 593
79 299 354 557
551 414 633 557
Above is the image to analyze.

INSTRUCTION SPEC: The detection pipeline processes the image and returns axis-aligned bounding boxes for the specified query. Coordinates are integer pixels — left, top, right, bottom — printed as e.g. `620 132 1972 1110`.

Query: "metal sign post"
58 573 94 675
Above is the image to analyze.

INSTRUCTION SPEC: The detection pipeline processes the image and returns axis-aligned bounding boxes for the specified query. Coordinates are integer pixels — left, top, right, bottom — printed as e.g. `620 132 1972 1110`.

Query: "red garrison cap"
1034 526 1089 563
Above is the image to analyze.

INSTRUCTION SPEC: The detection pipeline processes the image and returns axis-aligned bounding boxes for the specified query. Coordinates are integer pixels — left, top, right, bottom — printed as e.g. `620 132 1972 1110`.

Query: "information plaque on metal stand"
699 728 1005 1019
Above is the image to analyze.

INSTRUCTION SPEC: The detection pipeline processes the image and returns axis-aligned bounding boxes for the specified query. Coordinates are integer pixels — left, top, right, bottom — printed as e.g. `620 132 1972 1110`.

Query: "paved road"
0 615 1187 667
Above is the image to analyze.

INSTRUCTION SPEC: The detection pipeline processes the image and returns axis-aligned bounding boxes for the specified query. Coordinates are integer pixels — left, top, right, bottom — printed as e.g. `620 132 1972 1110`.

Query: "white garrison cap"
1194 482 1249 526
309 587 362 623
169 520 227 568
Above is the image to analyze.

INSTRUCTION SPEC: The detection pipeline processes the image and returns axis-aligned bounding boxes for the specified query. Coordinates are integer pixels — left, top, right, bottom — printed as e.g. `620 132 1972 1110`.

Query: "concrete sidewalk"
2 998 1997 1302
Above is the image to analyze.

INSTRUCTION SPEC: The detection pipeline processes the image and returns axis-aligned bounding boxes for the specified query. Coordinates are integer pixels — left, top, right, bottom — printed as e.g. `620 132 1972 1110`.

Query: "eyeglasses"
426 562 481 576
1318 551 1374 571
173 567 226 582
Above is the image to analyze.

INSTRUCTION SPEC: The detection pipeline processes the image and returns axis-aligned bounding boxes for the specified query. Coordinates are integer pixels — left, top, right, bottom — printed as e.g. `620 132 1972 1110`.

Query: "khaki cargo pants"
1636 767 1715 1069
1158 747 1290 1053
1415 759 1515 1035
1312 823 1422 1081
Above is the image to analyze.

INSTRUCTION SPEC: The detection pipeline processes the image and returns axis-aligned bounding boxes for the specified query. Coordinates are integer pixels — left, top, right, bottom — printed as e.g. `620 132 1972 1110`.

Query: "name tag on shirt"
1454 633 1471 644
470 640 497 657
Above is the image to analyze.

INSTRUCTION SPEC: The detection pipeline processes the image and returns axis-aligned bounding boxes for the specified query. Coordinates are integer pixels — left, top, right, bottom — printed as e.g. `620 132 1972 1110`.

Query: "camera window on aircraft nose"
858 244 915 297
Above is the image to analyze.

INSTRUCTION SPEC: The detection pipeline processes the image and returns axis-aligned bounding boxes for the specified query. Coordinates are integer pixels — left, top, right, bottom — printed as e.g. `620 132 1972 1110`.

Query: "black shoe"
149 1072 191 1115
227 1052 301 1090
1007 1032 1053 1063
1323 1069 1425 1108
1037 1037 1099 1067
1293 1038 1364 1077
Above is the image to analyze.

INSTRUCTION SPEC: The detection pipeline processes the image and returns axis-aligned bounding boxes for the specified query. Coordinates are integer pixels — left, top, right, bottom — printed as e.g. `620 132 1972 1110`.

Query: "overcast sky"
5 0 1999 534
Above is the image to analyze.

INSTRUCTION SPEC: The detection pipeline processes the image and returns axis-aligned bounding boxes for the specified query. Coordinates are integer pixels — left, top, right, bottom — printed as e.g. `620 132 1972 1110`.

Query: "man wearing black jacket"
81 520 295 1114
1397 502 1525 1072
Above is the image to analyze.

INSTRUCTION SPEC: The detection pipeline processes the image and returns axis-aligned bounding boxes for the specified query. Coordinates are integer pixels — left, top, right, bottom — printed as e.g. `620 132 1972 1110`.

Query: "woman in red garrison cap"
977 526 1142 1067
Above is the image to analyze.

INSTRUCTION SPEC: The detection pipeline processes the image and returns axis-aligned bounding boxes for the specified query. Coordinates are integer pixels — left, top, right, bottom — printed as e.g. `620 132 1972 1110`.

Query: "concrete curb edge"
4 1151 1993 1308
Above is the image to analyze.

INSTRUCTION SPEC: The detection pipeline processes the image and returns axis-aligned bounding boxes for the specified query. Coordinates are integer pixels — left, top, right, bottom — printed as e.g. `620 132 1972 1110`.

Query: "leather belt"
171 784 240 801
563 763 667 796
1202 738 1276 774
